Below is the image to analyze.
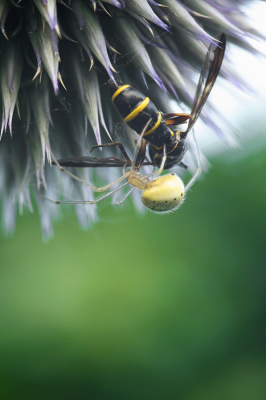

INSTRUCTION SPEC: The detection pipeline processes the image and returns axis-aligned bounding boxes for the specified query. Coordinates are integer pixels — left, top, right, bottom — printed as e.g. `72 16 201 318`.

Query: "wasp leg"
44 137 132 193
36 181 129 205
44 137 102 191
132 118 152 171
163 113 191 126
185 130 202 193
179 161 188 170
89 142 132 165
133 139 150 163
104 156 131 165
146 145 167 178
134 139 147 171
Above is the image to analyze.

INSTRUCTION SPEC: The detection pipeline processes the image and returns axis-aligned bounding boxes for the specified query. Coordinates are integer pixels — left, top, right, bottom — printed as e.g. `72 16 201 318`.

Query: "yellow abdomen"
141 174 185 213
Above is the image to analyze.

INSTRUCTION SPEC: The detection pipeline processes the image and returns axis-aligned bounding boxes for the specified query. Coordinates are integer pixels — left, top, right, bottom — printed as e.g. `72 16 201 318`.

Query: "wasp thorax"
141 174 185 212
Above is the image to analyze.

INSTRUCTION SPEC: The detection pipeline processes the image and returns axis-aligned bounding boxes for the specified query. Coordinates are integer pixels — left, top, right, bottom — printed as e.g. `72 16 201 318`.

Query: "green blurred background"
1 119 266 399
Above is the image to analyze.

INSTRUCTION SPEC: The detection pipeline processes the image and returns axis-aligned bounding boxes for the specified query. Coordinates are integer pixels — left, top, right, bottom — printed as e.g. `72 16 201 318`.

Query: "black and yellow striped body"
148 138 187 170
109 80 187 169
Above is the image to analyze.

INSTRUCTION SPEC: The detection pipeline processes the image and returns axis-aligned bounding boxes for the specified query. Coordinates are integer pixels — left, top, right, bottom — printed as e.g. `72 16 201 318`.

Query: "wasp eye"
141 174 185 213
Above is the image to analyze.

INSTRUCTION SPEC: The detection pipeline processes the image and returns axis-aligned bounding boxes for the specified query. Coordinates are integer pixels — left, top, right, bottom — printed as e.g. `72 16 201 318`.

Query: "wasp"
109 33 226 170
41 33 226 212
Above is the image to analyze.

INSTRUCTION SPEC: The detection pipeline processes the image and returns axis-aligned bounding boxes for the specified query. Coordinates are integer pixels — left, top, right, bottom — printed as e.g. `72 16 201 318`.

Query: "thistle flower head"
0 0 264 237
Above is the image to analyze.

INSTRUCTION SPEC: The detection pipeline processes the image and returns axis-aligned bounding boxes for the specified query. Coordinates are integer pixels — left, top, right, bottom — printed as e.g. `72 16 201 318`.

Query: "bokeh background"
1 112 266 399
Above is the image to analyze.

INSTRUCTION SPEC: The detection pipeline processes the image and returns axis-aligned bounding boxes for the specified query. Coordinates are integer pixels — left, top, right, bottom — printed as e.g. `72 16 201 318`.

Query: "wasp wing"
52 156 153 168
53 156 130 168
184 33 226 135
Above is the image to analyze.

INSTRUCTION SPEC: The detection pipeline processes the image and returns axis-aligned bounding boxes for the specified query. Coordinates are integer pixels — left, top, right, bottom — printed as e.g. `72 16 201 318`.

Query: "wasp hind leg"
43 137 133 193
89 142 132 165
44 138 112 192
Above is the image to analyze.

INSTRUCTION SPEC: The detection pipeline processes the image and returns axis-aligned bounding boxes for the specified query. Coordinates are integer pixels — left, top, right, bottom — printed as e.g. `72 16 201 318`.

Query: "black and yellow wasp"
42 33 226 213
109 33 226 170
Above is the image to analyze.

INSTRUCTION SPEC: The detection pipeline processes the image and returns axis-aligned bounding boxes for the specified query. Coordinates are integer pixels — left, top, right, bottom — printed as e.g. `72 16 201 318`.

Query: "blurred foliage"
0 141 266 400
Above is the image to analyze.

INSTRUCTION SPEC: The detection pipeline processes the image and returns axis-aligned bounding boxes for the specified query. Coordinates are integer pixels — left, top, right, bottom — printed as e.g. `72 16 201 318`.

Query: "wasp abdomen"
149 139 187 169
109 81 173 148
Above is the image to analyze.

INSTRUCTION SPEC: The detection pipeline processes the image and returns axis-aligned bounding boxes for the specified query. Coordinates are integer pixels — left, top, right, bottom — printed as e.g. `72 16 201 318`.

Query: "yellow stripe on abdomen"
151 144 163 151
124 97 150 123
112 85 130 102
167 141 179 154
144 112 162 136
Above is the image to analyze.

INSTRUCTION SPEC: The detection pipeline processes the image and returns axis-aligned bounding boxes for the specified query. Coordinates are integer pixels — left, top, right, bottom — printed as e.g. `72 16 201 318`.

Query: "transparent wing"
183 33 226 136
